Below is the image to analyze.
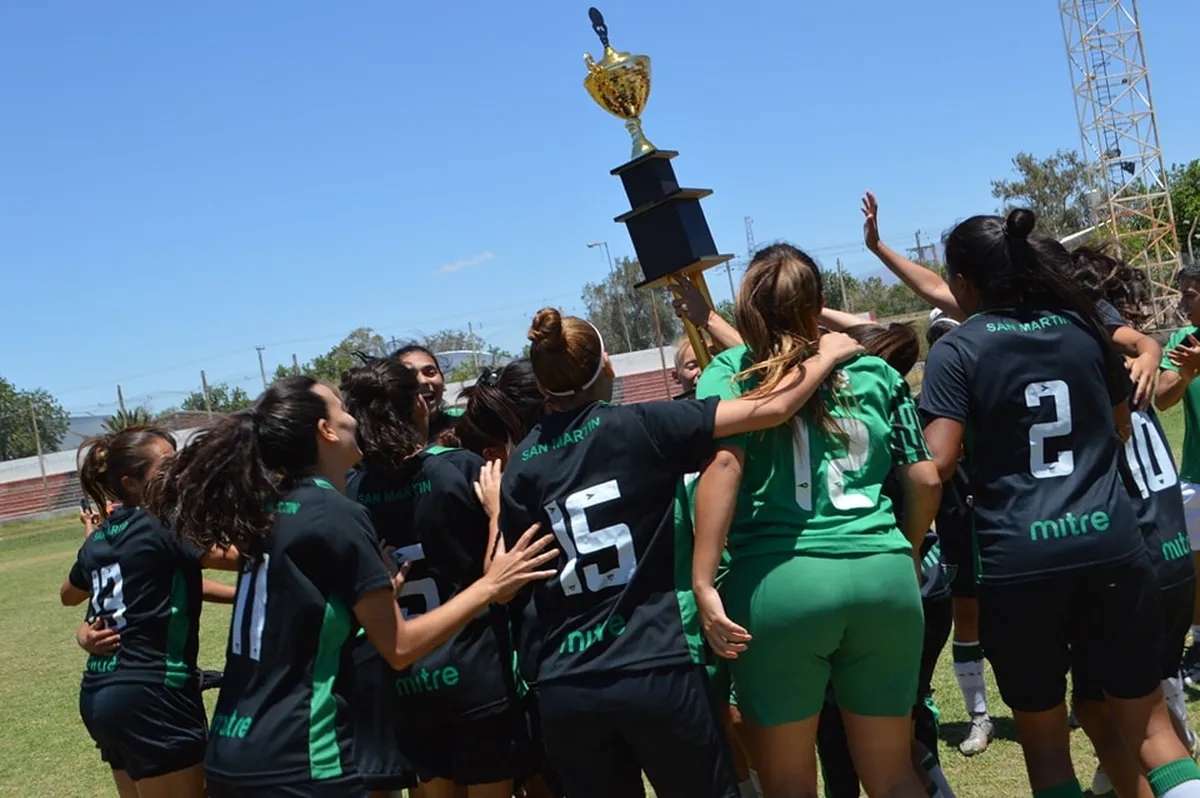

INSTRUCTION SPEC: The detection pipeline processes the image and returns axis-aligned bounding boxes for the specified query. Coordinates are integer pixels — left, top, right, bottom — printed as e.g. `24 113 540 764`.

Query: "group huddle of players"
56 193 1200 798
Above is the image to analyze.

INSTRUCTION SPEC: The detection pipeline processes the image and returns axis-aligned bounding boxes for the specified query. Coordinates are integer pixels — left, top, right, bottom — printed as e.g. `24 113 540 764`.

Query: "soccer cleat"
958 715 993 756
1091 763 1114 796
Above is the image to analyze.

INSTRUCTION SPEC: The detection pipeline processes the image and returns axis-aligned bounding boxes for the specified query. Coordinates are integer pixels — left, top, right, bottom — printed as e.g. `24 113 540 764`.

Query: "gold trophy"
583 8 655 160
582 8 732 370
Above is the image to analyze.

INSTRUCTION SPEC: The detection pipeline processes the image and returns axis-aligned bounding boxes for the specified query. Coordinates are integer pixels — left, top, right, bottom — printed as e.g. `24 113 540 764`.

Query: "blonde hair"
735 243 843 440
527 308 605 396
673 336 695 372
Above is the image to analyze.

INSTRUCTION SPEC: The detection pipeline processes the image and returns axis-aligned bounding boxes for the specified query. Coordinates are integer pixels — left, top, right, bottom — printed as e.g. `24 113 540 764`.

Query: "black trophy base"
609 150 732 287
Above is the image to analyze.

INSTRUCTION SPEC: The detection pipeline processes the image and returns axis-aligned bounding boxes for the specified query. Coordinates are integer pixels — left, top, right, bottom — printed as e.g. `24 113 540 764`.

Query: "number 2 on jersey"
545 480 636 595
791 418 873 511
1025 380 1074 479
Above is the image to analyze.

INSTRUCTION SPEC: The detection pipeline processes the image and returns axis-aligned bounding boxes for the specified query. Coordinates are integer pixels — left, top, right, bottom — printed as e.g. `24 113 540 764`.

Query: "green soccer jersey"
695 347 929 560
1161 326 1200 483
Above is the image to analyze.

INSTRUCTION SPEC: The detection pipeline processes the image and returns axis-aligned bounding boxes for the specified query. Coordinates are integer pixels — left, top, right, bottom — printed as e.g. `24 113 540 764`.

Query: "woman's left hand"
473 460 503 521
694 585 751 659
1127 351 1157 410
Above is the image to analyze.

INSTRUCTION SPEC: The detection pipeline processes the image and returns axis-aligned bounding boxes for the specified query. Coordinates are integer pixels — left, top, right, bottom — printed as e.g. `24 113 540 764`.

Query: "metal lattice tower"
1059 0 1180 326
745 216 756 259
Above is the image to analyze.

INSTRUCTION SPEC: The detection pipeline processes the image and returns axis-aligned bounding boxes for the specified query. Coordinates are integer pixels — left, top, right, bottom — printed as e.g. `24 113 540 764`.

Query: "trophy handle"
682 272 716 370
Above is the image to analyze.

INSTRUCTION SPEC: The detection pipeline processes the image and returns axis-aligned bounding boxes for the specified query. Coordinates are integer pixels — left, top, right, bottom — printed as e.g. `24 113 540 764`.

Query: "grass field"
0 404 1191 797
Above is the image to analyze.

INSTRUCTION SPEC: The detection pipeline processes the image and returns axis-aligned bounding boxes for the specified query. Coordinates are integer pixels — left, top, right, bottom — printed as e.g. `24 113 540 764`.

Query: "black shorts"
980 554 1164 712
939 527 976 599
1161 579 1196 680
79 681 207 781
398 704 529 785
351 649 416 791
537 664 738 798
817 595 953 796
207 776 366 798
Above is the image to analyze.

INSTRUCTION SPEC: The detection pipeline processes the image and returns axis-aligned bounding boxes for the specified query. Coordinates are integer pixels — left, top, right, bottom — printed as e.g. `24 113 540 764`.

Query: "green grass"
0 404 1191 797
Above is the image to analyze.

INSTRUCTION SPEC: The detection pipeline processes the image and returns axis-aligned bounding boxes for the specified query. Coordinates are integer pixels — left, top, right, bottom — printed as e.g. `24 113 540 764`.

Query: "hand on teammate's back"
76 618 120 656
817 331 865 365
1126 353 1157 409
473 460 503 522
1168 334 1200 379
481 524 558 604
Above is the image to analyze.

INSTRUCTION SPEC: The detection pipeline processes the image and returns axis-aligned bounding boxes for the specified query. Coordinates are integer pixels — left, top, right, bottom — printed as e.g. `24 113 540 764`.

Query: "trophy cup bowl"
583 13 655 160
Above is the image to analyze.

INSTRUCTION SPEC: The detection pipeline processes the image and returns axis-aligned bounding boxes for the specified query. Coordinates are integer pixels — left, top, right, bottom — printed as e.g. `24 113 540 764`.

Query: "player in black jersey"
498 307 864 798
59 426 238 798
920 209 1200 798
341 358 531 798
394 343 463 446
148 375 559 798
1062 247 1197 797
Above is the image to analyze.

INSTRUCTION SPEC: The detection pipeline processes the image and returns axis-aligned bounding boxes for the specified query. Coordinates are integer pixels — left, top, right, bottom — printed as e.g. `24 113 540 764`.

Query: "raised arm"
819 307 875 332
668 276 745 352
711 333 864 438
1110 326 1160 410
862 192 964 321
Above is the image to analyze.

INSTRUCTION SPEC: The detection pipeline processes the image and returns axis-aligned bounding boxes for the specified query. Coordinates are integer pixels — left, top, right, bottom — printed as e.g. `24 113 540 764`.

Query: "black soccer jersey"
67 506 204 689
345 446 515 723
498 398 719 685
206 477 393 787
919 307 1141 584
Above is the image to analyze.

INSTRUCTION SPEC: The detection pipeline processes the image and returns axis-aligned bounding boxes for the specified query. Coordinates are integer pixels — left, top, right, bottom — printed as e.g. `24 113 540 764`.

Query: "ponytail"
79 426 176 517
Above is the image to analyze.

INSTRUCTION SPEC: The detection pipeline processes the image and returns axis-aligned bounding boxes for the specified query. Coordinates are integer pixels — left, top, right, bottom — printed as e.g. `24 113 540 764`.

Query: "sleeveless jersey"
695 349 929 561
919 307 1141 584
346 446 515 722
206 477 393 787
499 399 718 684
68 506 203 690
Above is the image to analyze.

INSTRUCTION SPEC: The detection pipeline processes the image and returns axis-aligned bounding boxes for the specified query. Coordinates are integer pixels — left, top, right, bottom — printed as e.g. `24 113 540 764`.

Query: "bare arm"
923 418 965 484
1113 400 1132 444
1157 370 1189 411
819 307 875 332
712 334 863 439
200 546 240 572
861 192 965 320
356 524 557 671
60 579 89 607
896 461 942 554
202 578 236 604
1112 326 1160 410
692 447 743 592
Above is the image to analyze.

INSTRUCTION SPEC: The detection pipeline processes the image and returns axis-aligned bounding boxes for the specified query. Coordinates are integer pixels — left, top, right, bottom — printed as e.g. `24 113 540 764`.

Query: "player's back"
921 306 1140 584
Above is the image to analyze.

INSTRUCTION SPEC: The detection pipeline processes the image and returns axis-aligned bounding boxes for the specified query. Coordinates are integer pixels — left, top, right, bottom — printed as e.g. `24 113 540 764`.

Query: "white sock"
1166 676 1191 734
1160 783 1200 797
921 750 957 797
738 778 756 798
952 641 988 717
749 770 763 798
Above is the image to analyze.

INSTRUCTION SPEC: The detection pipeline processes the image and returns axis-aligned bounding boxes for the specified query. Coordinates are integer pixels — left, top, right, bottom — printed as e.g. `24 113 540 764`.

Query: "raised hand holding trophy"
582 8 734 369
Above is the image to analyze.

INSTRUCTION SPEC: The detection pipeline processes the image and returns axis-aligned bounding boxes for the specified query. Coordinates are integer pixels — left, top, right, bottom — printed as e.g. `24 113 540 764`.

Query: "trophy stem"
624 117 656 159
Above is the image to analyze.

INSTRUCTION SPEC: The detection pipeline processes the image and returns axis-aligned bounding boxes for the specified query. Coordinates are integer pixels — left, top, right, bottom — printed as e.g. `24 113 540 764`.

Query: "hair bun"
528 307 566 351
1006 208 1036 241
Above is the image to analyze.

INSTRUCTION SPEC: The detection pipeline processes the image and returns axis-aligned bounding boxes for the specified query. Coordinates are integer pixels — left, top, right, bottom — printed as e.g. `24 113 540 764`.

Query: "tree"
181 382 253 413
103 407 153 433
991 150 1092 239
0 378 70 461
582 257 682 354
1169 160 1200 259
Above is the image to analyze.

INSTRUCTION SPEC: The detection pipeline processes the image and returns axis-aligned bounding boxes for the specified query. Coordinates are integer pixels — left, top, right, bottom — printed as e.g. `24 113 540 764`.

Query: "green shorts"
724 550 923 726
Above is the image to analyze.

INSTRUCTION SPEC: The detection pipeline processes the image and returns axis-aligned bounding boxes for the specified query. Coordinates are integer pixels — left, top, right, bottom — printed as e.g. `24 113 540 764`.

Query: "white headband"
541 324 607 398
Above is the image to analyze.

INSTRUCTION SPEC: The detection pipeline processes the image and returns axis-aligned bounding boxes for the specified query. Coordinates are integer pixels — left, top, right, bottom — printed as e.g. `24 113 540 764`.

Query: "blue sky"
2 1 1197 415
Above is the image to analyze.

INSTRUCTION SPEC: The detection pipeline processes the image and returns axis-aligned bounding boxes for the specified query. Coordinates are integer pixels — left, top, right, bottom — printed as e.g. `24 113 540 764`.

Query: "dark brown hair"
527 308 604 396
148 375 330 552
79 426 176 517
845 323 919 377
1066 244 1152 328
340 358 427 476
735 243 842 439
458 359 543 454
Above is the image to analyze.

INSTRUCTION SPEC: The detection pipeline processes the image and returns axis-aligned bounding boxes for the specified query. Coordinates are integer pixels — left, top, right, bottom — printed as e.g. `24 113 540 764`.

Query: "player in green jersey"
693 243 943 798
148 376 558 797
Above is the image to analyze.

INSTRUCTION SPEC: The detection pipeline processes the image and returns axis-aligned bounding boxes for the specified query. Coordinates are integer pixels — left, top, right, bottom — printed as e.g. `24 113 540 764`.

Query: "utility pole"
256 346 268 391
292 354 300 375
200 370 213 418
117 384 126 414
837 258 851 313
468 322 480 372
587 241 634 352
30 401 49 509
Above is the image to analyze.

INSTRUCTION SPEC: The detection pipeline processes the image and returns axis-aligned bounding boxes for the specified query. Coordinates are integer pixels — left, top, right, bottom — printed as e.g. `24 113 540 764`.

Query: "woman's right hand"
817 331 865 365
694 585 751 659
481 524 559 604
77 619 120 656
861 191 881 252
